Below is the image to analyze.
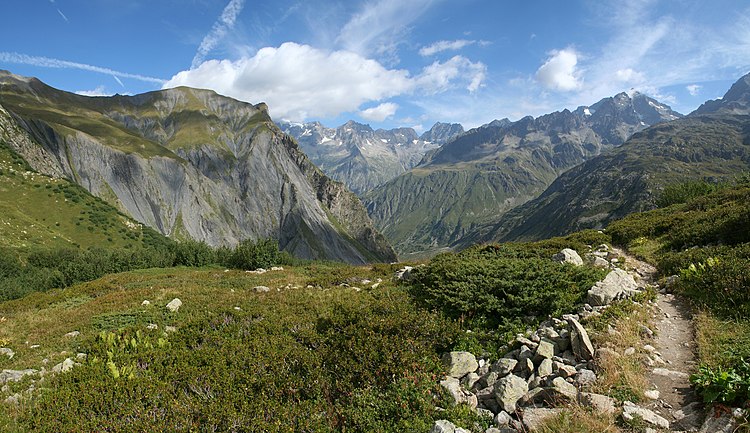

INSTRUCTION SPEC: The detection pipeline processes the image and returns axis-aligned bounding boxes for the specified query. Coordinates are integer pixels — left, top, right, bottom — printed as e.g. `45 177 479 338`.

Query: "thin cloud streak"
57 9 69 22
191 0 246 69
0 52 166 84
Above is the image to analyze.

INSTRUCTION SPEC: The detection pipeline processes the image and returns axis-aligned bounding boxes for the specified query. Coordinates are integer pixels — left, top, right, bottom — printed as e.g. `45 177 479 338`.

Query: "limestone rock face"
0 72 395 264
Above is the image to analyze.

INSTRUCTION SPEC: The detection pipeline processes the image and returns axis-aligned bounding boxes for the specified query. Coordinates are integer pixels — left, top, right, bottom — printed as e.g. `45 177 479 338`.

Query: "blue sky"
1 0 749 131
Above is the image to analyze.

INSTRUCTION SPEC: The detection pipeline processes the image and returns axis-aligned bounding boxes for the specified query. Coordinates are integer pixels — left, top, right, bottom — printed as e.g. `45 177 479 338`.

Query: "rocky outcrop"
0 71 395 263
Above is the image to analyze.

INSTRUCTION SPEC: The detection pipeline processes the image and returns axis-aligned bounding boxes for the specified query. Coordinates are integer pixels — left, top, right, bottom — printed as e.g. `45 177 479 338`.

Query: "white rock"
253 286 271 293
166 298 182 312
64 331 80 338
553 249 583 266
644 389 660 400
623 401 670 429
141 300 151 306
587 268 639 306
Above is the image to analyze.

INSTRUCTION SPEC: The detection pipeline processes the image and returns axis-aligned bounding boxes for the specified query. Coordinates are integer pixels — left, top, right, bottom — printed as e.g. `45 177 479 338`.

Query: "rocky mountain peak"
420 122 465 143
692 72 750 115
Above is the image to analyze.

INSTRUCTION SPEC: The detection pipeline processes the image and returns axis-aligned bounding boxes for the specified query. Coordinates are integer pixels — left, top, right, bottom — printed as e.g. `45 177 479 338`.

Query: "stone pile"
436 311 616 432
432 247 648 432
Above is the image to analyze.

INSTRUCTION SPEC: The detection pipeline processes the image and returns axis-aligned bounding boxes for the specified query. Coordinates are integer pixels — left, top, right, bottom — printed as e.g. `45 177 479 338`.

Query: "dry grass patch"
585 293 658 403
534 404 620 433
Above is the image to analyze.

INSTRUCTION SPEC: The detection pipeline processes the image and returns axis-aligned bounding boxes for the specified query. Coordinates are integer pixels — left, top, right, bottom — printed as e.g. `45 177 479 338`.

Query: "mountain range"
0 70 395 263
279 120 463 195
457 72 750 246
363 91 682 256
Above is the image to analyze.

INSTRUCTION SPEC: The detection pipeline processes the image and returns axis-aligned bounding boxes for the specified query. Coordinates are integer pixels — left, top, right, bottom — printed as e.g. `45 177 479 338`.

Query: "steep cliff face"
0 71 395 263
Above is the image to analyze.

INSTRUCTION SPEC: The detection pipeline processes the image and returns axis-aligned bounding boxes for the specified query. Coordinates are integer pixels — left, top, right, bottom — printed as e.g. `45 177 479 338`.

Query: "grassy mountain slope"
462 114 750 245
0 71 394 263
0 139 166 251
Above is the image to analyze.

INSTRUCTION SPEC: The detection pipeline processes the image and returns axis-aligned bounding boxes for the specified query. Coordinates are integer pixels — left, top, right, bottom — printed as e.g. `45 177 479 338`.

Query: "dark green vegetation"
607 177 750 407
408 235 608 352
0 236 290 302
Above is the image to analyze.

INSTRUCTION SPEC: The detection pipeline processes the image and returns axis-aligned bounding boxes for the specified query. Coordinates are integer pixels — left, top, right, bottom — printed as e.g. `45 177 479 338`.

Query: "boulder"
534 339 556 362
494 411 511 427
575 369 597 386
567 317 595 361
476 371 499 390
442 352 479 379
673 401 704 431
494 374 529 413
622 401 670 429
0 369 37 385
553 249 583 266
537 358 553 378
461 372 480 390
522 407 563 431
430 420 457 433
698 407 746 433
579 392 615 414
549 377 578 401
52 357 75 374
440 377 478 409
166 298 182 312
587 268 639 306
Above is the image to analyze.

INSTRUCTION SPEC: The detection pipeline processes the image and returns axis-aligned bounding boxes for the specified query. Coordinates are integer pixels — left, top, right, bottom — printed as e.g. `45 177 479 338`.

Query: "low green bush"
225 238 286 270
408 244 606 351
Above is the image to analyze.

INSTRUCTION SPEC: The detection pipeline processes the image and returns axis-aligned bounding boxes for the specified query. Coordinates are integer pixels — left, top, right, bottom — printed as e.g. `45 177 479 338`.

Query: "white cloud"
359 102 399 121
615 68 645 83
191 0 246 68
686 84 702 96
417 55 486 94
75 85 109 97
535 48 582 92
336 0 435 57
112 75 124 87
167 42 411 121
419 39 476 56
165 42 484 122
0 52 165 84
57 8 68 22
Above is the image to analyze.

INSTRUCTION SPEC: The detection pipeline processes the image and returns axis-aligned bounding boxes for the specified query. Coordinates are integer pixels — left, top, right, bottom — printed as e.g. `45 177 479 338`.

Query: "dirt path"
613 248 703 431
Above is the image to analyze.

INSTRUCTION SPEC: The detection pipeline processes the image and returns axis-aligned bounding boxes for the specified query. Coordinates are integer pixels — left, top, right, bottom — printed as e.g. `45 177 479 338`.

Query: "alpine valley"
363 91 682 257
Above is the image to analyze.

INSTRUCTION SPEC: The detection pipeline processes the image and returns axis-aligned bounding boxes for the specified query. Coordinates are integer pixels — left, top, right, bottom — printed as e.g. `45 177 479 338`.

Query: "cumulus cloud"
419 39 476 56
191 0 246 68
165 43 485 122
686 84 702 96
359 102 399 121
535 48 582 91
75 85 109 97
418 55 486 93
